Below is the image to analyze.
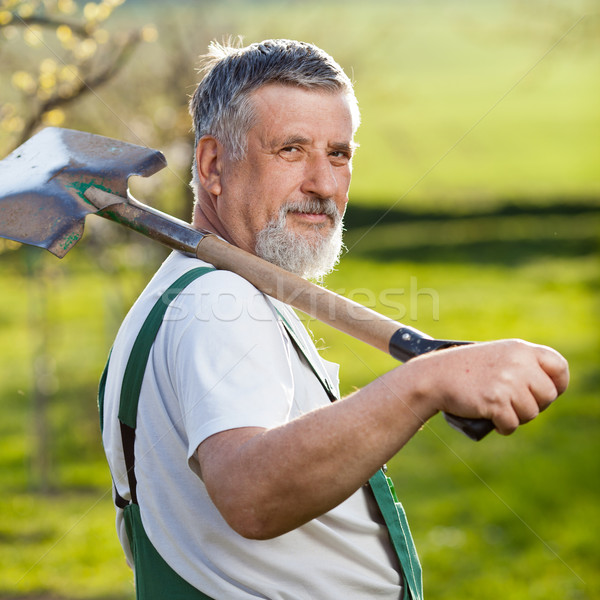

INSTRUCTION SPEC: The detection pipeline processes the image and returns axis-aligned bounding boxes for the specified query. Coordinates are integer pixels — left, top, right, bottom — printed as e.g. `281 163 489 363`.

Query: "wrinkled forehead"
247 83 359 138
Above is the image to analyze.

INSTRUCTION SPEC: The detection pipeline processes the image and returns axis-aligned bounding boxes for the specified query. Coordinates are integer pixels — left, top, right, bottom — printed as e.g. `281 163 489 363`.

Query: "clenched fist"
405 339 570 435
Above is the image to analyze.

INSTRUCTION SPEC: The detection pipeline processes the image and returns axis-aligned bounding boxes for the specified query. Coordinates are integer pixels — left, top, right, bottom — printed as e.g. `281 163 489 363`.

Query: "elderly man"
100 39 569 599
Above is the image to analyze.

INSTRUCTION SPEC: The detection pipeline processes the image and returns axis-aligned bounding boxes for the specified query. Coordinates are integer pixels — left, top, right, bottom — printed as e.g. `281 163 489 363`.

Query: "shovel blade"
0 127 166 257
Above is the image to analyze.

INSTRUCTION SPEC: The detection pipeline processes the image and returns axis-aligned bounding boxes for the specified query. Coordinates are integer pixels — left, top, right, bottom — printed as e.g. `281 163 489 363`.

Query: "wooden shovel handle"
86 187 494 440
196 236 495 441
196 235 402 353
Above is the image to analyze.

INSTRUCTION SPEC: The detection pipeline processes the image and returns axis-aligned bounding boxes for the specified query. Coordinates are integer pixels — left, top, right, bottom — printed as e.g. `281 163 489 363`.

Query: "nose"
301 153 339 200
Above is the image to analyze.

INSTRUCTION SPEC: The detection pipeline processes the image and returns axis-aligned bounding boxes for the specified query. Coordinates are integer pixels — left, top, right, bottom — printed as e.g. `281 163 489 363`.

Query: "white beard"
255 198 345 281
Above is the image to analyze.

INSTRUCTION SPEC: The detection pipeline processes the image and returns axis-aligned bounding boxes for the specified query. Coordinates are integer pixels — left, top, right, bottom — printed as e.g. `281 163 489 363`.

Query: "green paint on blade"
67 180 114 204
61 231 80 251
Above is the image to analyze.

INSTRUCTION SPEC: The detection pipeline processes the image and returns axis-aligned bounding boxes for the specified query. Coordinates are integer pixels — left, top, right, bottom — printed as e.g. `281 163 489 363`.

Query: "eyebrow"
276 135 311 148
330 141 357 155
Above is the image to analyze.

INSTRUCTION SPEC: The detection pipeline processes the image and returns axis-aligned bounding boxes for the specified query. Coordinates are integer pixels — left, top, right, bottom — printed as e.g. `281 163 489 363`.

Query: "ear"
195 136 223 197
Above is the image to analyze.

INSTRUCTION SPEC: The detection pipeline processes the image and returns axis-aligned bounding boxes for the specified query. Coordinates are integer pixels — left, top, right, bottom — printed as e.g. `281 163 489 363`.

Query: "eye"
329 150 352 165
278 145 303 161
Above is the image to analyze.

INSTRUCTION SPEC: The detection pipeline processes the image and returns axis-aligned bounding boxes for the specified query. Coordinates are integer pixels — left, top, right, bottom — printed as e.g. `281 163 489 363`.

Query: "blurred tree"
0 0 158 153
0 0 158 492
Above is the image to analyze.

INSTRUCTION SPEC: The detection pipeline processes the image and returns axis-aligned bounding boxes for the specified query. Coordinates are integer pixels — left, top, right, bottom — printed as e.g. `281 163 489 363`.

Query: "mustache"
281 198 341 222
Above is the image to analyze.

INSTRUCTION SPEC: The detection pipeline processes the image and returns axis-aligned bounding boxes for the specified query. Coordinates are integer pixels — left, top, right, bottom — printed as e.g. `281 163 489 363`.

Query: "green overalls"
99 266 423 599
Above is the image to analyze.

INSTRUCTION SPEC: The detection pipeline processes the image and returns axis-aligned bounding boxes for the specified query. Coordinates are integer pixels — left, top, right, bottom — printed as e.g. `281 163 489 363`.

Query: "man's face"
213 84 356 276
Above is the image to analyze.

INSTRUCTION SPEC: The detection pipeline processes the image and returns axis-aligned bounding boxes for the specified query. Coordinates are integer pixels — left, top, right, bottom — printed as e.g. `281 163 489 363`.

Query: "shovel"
0 127 494 441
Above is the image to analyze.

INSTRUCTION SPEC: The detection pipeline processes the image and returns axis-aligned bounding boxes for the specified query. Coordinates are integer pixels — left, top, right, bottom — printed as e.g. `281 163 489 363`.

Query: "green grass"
128 0 598 207
0 492 133 599
1 204 597 599
0 246 154 598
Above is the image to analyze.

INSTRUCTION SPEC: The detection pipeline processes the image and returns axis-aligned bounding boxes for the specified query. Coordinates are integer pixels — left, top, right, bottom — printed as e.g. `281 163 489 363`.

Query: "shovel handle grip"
86 188 494 441
388 327 495 441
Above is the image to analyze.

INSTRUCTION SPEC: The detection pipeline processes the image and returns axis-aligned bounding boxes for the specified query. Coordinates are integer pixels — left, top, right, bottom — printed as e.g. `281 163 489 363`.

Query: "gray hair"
189 38 360 189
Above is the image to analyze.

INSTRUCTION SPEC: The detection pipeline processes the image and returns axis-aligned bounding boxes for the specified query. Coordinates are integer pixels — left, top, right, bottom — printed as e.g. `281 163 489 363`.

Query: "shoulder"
166 259 276 326
142 254 283 349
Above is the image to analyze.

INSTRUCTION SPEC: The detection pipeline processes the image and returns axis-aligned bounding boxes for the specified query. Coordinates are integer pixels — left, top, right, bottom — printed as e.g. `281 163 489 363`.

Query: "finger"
499 359 561 432
486 393 521 436
493 410 520 436
512 392 541 425
529 370 562 414
536 345 570 396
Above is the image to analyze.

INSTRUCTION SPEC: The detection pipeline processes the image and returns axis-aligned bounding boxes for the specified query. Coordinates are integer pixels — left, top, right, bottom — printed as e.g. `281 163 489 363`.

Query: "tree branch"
3 13 89 36
17 31 143 146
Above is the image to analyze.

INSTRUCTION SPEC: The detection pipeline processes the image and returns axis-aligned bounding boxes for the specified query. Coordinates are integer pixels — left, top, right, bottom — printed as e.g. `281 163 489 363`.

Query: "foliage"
0 0 157 151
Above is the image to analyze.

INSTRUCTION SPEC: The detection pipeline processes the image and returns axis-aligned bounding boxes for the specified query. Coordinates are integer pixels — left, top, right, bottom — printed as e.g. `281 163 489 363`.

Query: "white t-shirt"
102 251 402 599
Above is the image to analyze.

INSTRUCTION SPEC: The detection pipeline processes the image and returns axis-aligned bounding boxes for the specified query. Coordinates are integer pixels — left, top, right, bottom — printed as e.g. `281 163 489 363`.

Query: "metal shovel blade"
0 127 166 257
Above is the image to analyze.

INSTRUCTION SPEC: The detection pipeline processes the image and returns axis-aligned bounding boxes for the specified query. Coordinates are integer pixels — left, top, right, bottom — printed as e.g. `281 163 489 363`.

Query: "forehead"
248 84 356 142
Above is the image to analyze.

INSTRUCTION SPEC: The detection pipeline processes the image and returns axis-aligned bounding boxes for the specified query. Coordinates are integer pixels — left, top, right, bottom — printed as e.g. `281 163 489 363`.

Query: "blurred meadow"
0 0 598 598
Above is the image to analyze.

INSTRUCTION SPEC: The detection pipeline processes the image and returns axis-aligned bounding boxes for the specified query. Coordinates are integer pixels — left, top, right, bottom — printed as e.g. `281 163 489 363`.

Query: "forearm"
199 339 568 539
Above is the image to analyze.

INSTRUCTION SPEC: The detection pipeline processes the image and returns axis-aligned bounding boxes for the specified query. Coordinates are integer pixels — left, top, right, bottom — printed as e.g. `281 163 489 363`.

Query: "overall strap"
370 471 423 600
118 267 216 429
274 306 338 401
118 266 215 506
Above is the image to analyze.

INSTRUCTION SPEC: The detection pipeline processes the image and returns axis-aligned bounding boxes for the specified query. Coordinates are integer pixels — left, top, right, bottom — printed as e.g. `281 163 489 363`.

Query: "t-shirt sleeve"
162 270 295 463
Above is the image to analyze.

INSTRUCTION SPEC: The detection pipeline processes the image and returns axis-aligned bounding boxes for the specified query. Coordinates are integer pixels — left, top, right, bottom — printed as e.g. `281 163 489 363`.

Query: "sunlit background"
0 1 598 598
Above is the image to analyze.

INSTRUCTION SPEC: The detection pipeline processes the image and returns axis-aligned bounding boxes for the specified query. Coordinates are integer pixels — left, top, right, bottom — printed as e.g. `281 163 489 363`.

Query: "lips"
287 210 331 225
295 211 328 220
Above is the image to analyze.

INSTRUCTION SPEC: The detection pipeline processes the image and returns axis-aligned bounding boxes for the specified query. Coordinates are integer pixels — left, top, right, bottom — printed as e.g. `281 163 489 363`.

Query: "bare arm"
197 339 569 540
